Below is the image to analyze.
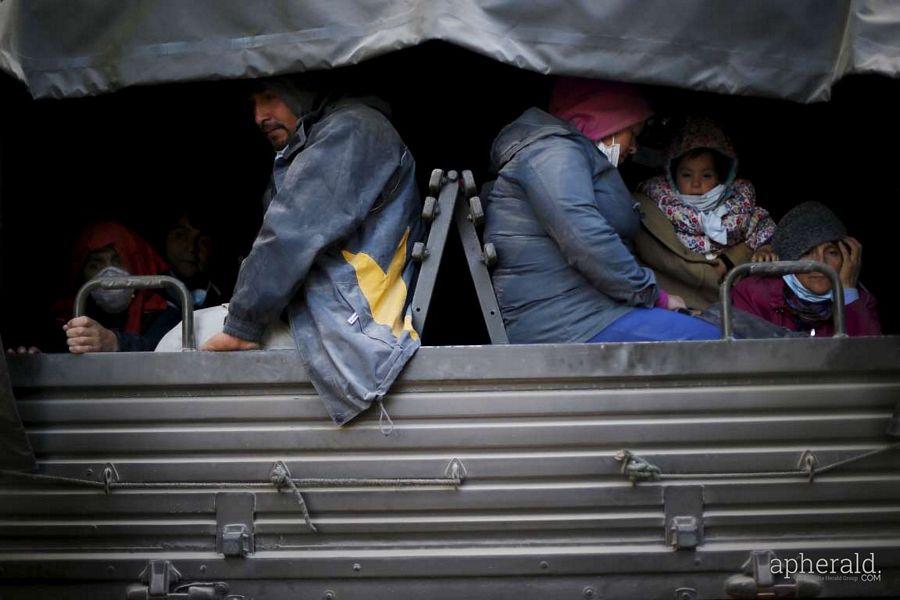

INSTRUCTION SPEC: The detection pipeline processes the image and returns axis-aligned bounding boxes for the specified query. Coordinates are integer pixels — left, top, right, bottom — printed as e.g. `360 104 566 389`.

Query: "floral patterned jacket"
638 117 775 256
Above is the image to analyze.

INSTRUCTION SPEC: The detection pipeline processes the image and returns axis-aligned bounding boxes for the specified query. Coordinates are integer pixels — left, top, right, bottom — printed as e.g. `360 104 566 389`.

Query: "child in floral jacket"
633 117 776 308
640 116 775 260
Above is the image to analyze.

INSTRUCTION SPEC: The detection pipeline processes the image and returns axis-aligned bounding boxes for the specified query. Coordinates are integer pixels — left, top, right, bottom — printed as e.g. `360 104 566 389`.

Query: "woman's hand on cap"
838 236 862 289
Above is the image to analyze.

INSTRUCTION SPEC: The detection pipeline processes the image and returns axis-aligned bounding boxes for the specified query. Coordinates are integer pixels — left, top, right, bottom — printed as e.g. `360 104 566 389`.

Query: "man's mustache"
260 120 289 135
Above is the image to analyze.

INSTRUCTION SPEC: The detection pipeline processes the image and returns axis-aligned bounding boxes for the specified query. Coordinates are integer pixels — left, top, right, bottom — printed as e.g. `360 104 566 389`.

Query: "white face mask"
90 266 134 314
596 136 621 168
677 183 726 212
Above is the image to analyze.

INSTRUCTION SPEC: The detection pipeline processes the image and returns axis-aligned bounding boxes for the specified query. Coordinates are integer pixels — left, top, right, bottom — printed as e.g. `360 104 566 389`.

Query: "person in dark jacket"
202 77 423 426
160 210 224 310
732 202 881 337
55 222 180 352
485 77 720 343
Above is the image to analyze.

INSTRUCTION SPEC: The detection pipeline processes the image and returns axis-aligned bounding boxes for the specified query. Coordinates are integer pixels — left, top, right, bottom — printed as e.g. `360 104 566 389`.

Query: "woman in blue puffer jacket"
484 77 720 343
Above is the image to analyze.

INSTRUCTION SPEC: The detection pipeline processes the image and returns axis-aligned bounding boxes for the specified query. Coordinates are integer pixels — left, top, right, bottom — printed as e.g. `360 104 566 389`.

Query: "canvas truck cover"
0 0 899 101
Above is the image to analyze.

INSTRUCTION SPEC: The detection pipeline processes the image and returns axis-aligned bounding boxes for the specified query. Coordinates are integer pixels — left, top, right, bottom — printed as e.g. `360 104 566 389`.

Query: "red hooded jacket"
54 222 169 334
731 276 881 337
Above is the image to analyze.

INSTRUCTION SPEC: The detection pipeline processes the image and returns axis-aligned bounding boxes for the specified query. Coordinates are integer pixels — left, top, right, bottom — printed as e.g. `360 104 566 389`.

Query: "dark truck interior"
2 40 898 349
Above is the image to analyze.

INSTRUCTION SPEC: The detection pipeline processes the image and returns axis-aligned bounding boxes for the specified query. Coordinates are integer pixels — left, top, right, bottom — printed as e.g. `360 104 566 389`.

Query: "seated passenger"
201 77 423 426
732 202 881 337
160 210 224 309
484 77 721 343
53 221 181 353
634 117 776 308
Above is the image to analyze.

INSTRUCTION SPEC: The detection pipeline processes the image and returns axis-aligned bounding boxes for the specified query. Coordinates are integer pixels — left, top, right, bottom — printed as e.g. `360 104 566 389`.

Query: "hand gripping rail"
719 260 846 339
74 275 196 350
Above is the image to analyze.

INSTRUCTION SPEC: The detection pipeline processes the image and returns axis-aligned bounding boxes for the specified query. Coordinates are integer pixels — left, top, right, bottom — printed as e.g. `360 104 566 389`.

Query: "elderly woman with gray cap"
731 201 881 337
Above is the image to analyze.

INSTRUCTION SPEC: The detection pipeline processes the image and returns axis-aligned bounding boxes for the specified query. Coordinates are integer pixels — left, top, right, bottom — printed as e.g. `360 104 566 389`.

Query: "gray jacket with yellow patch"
225 94 423 425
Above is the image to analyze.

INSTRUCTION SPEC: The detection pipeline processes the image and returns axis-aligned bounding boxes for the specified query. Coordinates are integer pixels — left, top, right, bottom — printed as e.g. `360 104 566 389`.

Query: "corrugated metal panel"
2 339 900 598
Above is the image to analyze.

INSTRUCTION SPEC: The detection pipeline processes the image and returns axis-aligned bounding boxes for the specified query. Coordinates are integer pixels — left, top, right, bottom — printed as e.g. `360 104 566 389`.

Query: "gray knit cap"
772 201 847 261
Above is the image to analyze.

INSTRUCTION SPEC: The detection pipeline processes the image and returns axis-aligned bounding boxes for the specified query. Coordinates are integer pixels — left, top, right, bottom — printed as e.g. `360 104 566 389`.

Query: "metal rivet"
199 565 207 573
323 591 336 600
694 557 701 566
85 468 94 477
106 565 115 574
352 563 361 572
539 561 549 570
583 586 596 599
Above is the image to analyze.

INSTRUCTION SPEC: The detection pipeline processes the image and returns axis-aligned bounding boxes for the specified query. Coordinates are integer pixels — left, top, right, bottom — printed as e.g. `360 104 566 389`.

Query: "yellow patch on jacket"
341 228 419 341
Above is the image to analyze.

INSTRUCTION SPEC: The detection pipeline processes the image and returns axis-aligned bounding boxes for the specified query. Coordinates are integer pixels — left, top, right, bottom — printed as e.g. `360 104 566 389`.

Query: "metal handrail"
719 260 846 340
74 275 196 351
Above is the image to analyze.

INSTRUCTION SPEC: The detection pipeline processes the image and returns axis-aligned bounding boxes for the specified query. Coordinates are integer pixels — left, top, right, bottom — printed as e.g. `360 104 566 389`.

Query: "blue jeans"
587 308 720 343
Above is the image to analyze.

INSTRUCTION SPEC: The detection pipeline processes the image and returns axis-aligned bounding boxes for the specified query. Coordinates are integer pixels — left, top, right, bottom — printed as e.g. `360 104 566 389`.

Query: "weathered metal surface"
9 338 900 388
411 170 508 344
215 493 255 557
456 170 508 344
665 486 704 550
410 170 458 338
2 339 900 598
0 335 36 470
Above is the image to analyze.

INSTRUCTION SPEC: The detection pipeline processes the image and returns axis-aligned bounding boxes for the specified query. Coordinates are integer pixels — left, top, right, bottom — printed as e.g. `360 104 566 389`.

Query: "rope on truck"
270 460 318 532
0 469 464 489
615 442 900 484
0 462 464 534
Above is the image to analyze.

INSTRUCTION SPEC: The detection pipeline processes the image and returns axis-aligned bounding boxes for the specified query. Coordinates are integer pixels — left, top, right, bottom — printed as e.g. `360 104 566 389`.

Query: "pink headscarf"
549 77 653 141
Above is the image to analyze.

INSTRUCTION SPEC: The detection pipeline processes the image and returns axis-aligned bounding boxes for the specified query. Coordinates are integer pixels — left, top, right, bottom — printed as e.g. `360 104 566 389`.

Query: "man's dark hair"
151 205 216 251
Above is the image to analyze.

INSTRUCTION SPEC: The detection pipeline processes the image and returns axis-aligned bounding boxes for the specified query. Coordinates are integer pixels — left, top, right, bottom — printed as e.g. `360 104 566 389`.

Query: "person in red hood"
53 222 181 353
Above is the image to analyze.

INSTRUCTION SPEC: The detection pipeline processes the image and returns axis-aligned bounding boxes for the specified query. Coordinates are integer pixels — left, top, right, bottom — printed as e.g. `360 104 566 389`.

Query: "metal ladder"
410 169 508 344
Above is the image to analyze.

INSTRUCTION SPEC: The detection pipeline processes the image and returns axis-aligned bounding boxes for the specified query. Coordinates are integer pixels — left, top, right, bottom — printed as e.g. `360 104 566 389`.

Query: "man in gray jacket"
203 77 423 426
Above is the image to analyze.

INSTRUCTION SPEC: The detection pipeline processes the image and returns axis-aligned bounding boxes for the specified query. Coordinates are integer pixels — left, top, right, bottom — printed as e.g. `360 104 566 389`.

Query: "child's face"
676 152 719 195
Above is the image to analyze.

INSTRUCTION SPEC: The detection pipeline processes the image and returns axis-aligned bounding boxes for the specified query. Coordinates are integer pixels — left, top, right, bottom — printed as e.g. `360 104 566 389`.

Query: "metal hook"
378 400 395 437
101 463 119 495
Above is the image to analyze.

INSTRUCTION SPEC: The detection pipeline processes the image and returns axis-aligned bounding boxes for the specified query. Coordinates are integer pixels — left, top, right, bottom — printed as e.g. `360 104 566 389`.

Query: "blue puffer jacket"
225 95 423 425
485 108 660 343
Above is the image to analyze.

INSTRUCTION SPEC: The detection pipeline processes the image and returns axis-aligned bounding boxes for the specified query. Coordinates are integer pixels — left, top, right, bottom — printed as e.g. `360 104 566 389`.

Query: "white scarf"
678 184 728 244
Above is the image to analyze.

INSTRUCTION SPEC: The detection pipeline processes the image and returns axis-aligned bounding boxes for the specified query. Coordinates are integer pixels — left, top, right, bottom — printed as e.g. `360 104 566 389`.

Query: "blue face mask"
783 274 832 303
192 288 208 307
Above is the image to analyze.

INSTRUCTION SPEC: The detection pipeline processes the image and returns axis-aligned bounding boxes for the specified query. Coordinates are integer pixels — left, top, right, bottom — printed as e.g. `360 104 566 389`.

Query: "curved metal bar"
720 260 845 340
74 275 196 351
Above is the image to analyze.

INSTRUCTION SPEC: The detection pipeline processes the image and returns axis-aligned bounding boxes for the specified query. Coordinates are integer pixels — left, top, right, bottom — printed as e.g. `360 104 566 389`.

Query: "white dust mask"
596 137 621 168
677 183 726 212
